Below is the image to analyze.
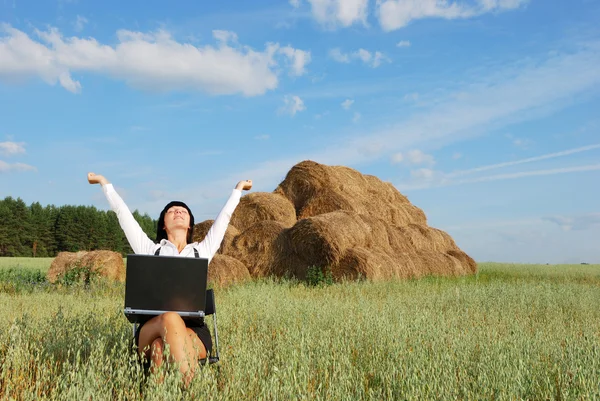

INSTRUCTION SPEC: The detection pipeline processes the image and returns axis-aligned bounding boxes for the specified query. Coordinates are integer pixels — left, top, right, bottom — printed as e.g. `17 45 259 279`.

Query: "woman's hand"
87 172 109 186
235 180 253 191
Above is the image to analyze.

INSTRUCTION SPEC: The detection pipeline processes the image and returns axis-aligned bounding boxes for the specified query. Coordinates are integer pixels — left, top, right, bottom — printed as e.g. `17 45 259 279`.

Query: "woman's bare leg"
138 312 203 380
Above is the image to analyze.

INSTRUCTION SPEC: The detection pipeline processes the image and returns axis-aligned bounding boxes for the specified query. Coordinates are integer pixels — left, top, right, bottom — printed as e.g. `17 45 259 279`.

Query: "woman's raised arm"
88 172 155 254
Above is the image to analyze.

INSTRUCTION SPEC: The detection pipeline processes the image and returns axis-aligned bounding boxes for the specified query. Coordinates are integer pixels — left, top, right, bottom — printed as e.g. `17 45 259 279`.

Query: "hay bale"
331 247 397 281
47 250 125 283
229 220 292 277
288 211 370 267
411 251 466 277
193 220 239 255
395 224 457 253
208 254 251 287
230 192 296 233
274 160 427 226
447 249 477 274
47 251 86 283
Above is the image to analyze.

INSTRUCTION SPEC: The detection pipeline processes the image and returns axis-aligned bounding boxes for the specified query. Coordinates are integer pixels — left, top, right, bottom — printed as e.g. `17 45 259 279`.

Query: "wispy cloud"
399 164 600 190
278 94 306 116
73 15 88 32
448 143 600 177
0 160 36 173
542 212 600 231
329 47 390 68
396 40 411 47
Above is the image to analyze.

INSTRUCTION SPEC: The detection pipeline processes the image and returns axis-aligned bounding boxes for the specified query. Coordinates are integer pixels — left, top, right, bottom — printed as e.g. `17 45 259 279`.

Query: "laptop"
123 254 208 323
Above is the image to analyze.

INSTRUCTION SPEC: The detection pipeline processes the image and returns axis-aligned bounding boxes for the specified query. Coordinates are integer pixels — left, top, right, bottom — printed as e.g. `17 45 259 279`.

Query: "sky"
1 0 599 264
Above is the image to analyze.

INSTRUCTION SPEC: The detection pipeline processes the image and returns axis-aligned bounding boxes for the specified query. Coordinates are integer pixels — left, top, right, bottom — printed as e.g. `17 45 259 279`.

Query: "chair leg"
209 311 220 364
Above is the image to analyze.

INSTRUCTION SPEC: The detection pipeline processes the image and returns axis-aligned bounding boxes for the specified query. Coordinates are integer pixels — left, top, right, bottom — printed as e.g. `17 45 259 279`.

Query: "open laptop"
123 254 208 323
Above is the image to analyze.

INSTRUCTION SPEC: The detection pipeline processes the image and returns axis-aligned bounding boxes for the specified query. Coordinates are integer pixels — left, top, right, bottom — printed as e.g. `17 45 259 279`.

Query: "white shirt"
102 183 242 263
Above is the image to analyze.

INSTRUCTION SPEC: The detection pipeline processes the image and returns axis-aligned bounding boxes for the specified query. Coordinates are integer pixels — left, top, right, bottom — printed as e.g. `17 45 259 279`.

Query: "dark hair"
156 201 195 244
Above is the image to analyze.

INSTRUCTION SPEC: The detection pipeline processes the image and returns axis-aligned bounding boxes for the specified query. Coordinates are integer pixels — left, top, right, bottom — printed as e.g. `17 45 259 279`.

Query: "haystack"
194 160 476 283
47 250 125 283
208 254 251 287
229 192 297 233
193 220 239 255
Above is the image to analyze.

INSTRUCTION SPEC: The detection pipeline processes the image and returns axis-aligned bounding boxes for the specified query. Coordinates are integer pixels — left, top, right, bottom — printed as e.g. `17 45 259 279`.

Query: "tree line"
0 196 157 257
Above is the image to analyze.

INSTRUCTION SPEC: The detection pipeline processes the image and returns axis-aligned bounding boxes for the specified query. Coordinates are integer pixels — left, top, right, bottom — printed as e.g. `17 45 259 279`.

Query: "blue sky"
1 0 599 264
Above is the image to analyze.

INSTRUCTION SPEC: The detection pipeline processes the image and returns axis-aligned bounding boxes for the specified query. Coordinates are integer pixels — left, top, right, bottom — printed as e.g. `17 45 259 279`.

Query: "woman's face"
163 205 191 235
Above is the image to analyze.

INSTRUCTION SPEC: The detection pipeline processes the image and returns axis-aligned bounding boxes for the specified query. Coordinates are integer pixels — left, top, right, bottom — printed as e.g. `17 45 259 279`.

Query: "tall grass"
0 261 599 400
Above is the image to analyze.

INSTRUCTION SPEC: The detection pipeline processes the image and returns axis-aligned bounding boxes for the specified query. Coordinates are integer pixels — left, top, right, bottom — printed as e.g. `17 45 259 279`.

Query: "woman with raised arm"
87 172 252 383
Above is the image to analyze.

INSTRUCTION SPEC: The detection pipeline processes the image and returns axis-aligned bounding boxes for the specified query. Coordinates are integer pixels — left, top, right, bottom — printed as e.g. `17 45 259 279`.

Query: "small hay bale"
193 220 239 255
81 250 126 282
230 192 296 233
47 250 125 283
331 247 397 281
229 220 291 277
288 211 370 267
47 251 86 283
208 254 251 287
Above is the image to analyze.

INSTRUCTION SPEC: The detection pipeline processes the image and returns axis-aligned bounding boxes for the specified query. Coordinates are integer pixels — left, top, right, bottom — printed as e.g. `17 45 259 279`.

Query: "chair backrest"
204 289 216 316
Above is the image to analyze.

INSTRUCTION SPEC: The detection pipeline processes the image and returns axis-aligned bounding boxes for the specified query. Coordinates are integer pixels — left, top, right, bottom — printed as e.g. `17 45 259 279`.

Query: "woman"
87 172 252 382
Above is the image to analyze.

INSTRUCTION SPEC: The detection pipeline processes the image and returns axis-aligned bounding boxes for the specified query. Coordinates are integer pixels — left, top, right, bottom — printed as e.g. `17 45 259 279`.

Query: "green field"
0 257 599 400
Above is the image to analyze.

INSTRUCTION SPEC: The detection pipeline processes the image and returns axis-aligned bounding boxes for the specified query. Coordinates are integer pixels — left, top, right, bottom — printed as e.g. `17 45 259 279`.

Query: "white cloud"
290 0 301 8
392 149 435 166
279 45 311 76
328 47 350 63
74 15 88 32
396 40 411 47
329 47 390 68
0 160 36 173
406 149 435 165
255 134 270 140
377 0 529 31
452 152 462 160
410 168 435 180
391 152 403 164
306 0 369 28
0 141 26 156
0 24 310 96
279 95 306 116
341 99 354 109
352 112 361 123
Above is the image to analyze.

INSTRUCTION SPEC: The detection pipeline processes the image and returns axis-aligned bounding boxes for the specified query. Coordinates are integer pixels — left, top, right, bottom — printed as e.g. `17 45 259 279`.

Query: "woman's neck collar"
166 230 188 253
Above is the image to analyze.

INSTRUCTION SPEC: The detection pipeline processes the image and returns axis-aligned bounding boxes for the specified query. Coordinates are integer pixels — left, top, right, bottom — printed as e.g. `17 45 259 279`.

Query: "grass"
0 258 599 400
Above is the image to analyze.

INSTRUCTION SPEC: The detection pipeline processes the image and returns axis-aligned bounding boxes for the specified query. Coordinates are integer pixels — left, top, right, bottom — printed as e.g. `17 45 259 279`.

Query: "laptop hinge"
124 308 205 318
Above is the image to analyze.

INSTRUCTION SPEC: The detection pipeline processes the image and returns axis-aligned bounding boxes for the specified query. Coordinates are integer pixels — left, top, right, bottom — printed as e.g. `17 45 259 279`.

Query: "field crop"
0 258 599 400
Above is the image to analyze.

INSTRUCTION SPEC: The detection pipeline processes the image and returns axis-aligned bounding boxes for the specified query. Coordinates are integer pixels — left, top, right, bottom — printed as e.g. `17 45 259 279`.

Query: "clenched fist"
87 172 108 186
235 180 253 191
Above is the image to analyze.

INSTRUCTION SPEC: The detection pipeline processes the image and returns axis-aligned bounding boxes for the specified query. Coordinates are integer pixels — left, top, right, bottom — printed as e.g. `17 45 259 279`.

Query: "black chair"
132 289 220 366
